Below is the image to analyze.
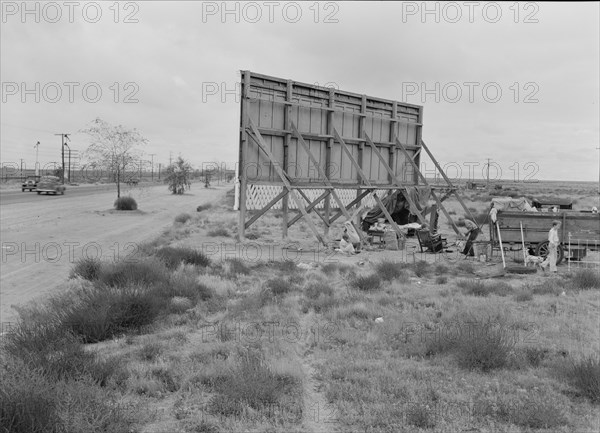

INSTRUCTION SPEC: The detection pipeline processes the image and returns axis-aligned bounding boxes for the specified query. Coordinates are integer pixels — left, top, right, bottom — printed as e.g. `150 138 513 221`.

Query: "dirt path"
298 314 340 433
0 183 228 324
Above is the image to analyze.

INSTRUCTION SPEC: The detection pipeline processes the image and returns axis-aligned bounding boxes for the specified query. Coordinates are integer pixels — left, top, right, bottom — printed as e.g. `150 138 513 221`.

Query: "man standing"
462 219 480 256
541 220 561 273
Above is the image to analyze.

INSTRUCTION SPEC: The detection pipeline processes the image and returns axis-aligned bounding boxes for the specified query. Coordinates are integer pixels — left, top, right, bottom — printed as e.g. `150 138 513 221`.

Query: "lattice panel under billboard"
245 184 388 211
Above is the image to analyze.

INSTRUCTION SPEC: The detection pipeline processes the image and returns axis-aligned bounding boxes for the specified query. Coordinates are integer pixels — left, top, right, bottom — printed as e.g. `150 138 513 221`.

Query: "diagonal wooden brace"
395 138 462 236
420 140 479 230
364 132 427 225
334 128 406 242
247 119 327 246
290 123 366 243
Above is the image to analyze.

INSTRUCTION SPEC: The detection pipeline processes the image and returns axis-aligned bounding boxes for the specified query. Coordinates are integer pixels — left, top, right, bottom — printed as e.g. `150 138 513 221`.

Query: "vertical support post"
389 101 397 185
414 106 424 185
324 88 334 236
238 71 250 241
282 80 292 239
356 95 366 226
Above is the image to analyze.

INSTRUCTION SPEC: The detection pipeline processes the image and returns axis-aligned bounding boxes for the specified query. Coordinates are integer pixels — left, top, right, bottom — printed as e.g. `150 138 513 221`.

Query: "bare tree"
81 118 147 198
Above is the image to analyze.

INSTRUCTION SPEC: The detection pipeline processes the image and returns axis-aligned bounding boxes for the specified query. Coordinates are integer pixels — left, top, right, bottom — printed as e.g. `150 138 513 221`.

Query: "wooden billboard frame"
237 71 478 244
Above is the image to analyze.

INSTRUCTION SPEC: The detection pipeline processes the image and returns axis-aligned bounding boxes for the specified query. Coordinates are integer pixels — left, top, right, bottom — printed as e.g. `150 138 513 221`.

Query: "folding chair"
416 229 445 253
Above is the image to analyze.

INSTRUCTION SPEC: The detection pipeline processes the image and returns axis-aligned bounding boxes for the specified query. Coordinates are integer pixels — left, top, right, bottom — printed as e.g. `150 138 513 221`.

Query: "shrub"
513 290 533 302
434 263 449 275
4 319 121 384
558 355 600 402
570 269 600 290
114 196 137 211
169 296 194 313
266 277 294 296
62 284 163 343
456 261 475 274
0 359 60 433
196 203 212 212
405 403 435 429
454 321 515 371
413 260 431 278
97 257 169 287
531 280 562 296
350 274 381 291
375 260 409 282
486 281 513 297
207 228 230 237
174 213 192 224
458 279 487 296
224 258 250 277
154 246 211 270
435 276 448 285
304 280 334 300
522 347 550 367
212 352 299 413
138 342 163 361
69 257 102 280
301 295 338 314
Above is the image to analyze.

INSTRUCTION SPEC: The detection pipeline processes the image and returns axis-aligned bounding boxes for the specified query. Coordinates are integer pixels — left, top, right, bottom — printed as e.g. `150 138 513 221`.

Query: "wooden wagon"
492 205 600 264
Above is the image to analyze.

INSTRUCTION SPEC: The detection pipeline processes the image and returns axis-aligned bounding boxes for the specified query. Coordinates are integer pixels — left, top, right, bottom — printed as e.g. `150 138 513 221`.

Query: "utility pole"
34 141 40 176
158 163 161 180
149 154 156 181
486 158 491 188
169 151 173 166
20 159 24 180
55 133 70 184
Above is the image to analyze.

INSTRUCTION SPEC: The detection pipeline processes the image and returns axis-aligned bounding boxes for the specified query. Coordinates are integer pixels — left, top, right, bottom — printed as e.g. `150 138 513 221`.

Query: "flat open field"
1 180 599 433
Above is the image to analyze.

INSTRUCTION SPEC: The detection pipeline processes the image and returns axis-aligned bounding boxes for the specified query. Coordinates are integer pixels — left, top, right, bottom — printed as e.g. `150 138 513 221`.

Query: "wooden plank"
296 189 329 226
238 71 251 240
247 119 327 246
396 138 462 236
282 80 292 238
364 132 427 224
245 190 288 229
324 89 334 236
288 190 331 227
246 98 422 125
329 189 372 224
251 126 421 150
334 128 406 242
291 123 366 242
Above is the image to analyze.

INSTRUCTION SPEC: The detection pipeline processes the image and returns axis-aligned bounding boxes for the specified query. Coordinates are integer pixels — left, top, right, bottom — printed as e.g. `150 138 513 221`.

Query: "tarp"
362 187 432 227
491 197 535 212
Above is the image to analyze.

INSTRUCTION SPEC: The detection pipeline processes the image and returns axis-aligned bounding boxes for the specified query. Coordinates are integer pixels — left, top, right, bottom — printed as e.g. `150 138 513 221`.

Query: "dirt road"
0 182 227 324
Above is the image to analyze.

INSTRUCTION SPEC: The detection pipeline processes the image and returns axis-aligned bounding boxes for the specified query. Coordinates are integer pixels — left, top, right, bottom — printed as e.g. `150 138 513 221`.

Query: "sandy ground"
0 182 225 324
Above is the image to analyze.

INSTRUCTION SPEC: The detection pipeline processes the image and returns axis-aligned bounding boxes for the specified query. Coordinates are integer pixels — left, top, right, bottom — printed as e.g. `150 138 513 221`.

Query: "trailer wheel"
536 241 564 265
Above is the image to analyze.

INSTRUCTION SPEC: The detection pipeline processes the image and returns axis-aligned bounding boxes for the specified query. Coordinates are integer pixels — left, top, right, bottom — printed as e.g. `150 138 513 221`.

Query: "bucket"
384 231 398 251
398 237 406 250
474 243 490 262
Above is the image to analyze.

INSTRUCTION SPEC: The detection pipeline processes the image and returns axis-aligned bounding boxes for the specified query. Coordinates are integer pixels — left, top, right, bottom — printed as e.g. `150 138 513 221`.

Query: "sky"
1 1 599 183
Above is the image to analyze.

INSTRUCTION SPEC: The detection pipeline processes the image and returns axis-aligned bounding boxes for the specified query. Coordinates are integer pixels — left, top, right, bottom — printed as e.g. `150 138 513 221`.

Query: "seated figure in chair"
417 223 444 253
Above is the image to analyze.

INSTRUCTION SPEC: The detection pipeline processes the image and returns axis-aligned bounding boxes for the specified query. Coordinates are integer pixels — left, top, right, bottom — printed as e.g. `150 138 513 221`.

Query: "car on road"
21 176 39 192
36 176 66 195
